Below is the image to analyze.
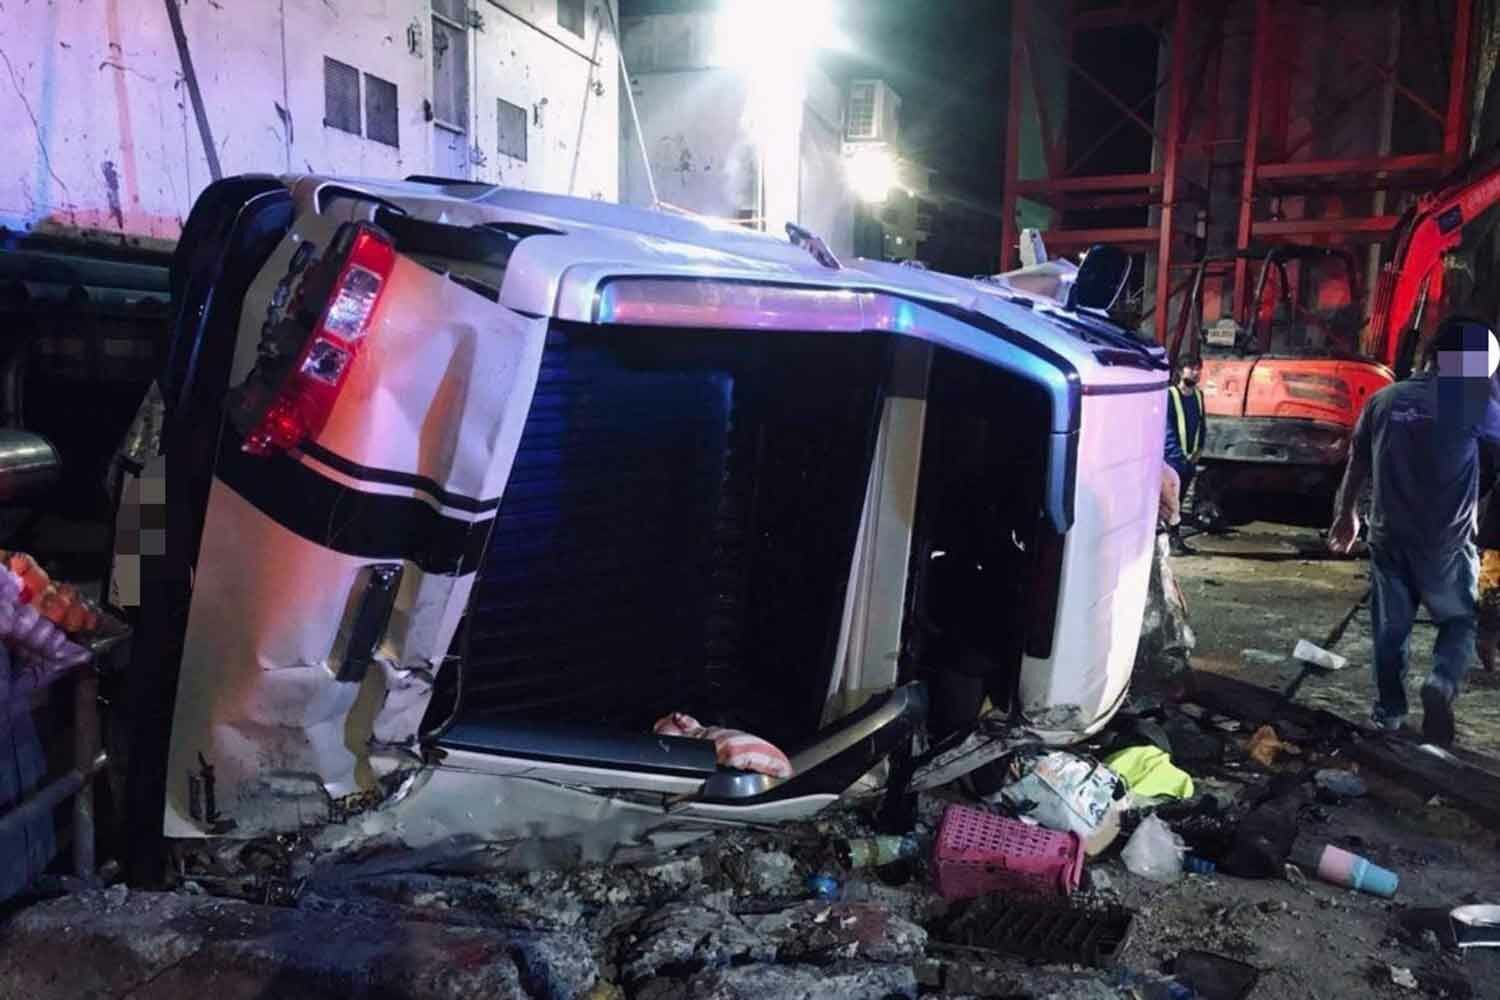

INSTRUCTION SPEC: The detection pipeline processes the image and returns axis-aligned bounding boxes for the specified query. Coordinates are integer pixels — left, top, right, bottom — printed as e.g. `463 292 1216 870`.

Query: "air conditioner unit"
846 79 900 143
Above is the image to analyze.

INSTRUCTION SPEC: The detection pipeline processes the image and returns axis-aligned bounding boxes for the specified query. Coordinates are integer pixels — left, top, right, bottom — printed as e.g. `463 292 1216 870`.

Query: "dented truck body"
144 175 1167 850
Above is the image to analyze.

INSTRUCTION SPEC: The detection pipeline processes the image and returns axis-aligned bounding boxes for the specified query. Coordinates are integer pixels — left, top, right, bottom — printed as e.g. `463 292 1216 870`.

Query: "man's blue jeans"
1368 540 1478 724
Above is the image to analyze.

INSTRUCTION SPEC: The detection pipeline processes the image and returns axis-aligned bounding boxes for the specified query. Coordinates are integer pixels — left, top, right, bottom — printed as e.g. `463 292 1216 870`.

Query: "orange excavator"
1170 154 1500 508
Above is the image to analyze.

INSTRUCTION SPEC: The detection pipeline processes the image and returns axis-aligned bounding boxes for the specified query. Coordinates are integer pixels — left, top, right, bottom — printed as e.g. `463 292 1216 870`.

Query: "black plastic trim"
299 441 501 514
218 429 493 576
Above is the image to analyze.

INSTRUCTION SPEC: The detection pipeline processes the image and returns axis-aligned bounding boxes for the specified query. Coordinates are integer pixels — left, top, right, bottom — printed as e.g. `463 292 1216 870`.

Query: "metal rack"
999 0 1479 342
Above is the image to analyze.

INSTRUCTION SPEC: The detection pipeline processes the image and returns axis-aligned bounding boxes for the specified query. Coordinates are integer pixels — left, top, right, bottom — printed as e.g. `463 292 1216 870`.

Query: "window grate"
324 57 361 135
497 98 528 161
847 82 876 139
431 0 466 24
431 15 470 128
364 73 399 147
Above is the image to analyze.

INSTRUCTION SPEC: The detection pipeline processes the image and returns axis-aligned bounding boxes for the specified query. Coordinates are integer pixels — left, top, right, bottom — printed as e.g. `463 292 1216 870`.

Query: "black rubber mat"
932 895 1137 968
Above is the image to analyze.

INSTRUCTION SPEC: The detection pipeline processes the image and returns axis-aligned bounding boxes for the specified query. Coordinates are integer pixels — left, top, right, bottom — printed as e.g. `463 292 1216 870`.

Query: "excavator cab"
1171 245 1394 498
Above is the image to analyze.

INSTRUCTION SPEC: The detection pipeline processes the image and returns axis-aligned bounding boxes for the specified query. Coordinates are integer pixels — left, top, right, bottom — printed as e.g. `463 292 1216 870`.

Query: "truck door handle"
336 563 404 683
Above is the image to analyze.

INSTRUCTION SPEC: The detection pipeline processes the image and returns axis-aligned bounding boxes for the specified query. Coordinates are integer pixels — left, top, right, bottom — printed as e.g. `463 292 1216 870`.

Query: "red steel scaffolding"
1000 0 1478 343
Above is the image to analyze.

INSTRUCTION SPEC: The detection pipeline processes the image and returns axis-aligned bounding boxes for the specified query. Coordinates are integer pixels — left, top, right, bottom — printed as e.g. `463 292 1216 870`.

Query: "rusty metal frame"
1233 0 1475 321
1000 0 1477 345
1000 0 1201 340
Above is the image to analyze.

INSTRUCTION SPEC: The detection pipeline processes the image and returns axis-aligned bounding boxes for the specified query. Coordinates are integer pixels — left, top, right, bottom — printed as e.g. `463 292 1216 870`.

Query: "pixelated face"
1435 322 1500 381
1432 321 1500 428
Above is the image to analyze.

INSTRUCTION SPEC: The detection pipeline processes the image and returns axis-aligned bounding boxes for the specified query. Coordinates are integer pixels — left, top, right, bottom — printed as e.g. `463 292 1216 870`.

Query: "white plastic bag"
1121 814 1186 883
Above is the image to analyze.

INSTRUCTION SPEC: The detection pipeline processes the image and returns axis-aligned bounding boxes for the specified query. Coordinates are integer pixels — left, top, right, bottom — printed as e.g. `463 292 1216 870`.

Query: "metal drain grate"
933 895 1137 968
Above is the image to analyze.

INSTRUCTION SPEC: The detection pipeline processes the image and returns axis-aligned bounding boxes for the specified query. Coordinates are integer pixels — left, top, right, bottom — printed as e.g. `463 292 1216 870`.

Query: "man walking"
1329 316 1500 745
1164 356 1207 555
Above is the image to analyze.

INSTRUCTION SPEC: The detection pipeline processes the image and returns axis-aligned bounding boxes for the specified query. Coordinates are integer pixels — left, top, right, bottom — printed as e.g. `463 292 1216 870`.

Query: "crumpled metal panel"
164 238 547 838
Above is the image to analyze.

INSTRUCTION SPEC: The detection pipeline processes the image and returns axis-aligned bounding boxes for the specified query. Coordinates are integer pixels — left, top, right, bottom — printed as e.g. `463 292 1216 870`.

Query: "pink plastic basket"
932 803 1084 901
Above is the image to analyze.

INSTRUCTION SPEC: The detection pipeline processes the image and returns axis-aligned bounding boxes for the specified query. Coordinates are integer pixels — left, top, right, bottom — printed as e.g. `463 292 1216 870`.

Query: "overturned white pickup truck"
129 176 1166 852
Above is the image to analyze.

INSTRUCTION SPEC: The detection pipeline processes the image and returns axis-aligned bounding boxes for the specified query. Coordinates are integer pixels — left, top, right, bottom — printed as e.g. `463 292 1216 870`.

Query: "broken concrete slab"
617 901 776 984
684 960 918 999
0 888 593 1000
746 900 928 964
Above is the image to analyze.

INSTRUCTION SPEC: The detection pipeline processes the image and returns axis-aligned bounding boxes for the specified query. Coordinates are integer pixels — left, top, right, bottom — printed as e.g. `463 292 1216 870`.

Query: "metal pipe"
604 0 658 208
72 668 100 878
0 431 60 503
0 751 108 848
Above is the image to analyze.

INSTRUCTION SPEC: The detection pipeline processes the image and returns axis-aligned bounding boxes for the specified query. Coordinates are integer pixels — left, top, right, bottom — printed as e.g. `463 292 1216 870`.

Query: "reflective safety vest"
1168 385 1205 463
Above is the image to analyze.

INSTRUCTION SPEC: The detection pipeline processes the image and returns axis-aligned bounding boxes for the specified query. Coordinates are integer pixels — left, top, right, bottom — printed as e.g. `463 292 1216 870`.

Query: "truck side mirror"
1069 244 1130 312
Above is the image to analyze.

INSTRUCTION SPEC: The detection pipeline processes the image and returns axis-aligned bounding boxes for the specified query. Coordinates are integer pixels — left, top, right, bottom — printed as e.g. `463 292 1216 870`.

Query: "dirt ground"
1174 522 1500 755
5 521 1500 999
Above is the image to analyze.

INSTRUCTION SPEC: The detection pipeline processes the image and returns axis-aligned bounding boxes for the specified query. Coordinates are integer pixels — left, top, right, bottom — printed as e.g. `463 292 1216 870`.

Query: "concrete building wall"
619 9 855 253
0 0 618 248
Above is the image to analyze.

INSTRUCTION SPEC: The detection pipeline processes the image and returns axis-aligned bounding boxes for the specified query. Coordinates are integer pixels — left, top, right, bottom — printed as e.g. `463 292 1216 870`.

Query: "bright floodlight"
715 0 842 70
846 148 899 203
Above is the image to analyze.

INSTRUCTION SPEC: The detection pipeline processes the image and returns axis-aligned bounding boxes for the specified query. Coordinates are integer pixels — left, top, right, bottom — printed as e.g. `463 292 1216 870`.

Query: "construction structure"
1000 0 1492 343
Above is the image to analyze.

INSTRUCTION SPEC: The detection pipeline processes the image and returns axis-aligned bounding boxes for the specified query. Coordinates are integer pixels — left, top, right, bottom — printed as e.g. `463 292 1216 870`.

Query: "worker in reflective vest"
1164 357 1206 555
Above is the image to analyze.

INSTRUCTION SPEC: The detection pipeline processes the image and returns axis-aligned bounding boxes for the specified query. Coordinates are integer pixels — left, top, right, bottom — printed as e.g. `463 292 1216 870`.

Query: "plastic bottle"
1184 855 1217 875
1313 845 1398 898
837 834 920 869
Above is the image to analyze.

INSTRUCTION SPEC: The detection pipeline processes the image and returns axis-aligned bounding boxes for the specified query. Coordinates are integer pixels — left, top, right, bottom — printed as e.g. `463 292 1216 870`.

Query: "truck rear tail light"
243 226 396 455
595 278 868 331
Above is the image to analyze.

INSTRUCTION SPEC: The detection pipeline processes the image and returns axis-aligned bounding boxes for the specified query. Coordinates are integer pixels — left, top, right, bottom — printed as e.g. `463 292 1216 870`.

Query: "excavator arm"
1370 157 1500 374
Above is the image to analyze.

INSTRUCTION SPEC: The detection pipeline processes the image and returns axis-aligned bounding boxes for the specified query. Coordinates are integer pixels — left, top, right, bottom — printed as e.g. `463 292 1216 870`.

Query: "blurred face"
1179 363 1201 387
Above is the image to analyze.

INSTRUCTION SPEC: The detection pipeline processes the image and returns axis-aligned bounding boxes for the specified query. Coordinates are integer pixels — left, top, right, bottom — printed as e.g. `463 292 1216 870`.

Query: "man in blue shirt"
1329 316 1500 746
1165 356 1206 555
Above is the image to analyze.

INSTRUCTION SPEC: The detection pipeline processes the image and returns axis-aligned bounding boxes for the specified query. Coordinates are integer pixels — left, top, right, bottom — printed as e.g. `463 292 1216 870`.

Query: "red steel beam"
1234 0 1273 323
999 0 1028 270
1251 216 1402 237
1154 0 1191 344
1029 28 1164 141
1445 0 1474 159
1014 172 1162 195
1254 152 1449 182
1040 226 1161 248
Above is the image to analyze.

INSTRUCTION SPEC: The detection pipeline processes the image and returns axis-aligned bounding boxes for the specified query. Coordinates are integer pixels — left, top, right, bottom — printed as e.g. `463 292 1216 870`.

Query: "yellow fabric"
1480 548 1500 593
1104 745 1195 801
1168 386 1205 462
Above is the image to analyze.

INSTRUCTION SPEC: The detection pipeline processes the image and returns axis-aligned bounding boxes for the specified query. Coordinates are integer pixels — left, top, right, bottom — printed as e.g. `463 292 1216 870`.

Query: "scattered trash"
1240 648 1287 667
1246 725 1300 767
807 873 841 901
653 713 793 778
1313 768 1367 798
1212 716 1242 733
932 804 1083 901
1398 905 1500 949
933 894 1137 967
1292 638 1348 672
1389 964 1419 990
1184 855 1217 875
1172 949 1260 1000
838 834 920 870
1221 801 1298 878
993 751 1126 856
1299 843 1398 897
1283 863 1306 884
1120 814 1186 883
1104 745 1195 801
